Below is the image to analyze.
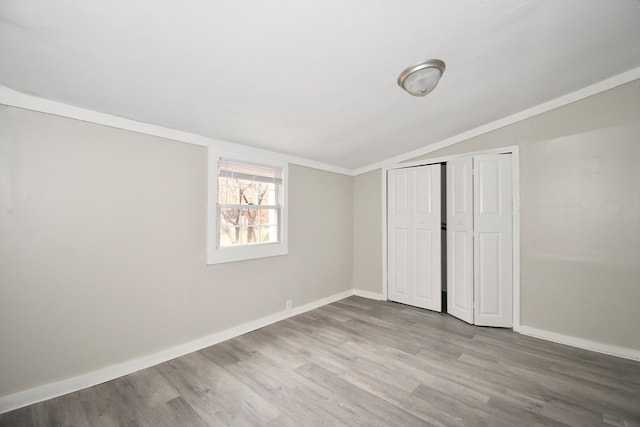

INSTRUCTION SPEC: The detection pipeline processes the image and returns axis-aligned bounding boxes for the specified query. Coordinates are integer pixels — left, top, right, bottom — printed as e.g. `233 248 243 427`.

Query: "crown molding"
353 67 640 175
3 65 639 178
0 86 352 176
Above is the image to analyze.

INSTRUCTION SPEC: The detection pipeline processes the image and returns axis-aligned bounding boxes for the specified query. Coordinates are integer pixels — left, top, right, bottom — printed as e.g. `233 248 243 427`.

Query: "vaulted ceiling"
1 1 639 171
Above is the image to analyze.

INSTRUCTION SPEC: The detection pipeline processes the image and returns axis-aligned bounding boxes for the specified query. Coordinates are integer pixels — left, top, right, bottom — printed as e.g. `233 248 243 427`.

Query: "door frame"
382 145 521 329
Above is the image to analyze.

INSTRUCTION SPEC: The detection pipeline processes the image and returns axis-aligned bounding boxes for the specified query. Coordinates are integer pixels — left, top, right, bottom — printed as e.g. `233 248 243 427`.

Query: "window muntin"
217 159 282 248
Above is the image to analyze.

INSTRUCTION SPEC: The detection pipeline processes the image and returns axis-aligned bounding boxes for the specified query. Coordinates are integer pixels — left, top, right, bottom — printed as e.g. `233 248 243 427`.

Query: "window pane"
245 208 259 243
245 208 278 244
263 223 278 243
219 207 279 247
220 208 240 246
219 176 243 204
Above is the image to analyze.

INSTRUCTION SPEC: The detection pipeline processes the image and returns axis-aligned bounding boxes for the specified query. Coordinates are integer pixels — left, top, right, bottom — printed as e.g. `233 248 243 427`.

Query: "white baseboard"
353 289 385 300
0 289 353 415
289 290 354 316
516 325 640 361
8 292 636 415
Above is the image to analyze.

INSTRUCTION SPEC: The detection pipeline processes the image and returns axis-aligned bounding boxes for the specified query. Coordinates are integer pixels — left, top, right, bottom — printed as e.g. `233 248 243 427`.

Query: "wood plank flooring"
2 296 639 426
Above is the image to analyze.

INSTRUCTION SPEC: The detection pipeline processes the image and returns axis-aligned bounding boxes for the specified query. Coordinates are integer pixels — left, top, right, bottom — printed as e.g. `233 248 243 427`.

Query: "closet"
387 153 513 328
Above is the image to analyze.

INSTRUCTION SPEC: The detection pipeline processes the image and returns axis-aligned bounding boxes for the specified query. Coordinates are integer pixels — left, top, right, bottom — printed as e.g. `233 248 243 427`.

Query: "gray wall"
352 169 382 294
369 79 640 351
0 106 353 396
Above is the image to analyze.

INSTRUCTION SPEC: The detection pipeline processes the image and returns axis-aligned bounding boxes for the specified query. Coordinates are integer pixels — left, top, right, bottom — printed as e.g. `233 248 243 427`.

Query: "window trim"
207 148 288 264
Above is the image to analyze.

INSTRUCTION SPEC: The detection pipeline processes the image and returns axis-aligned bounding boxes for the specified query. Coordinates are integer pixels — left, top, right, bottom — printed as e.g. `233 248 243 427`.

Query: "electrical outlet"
285 299 292 311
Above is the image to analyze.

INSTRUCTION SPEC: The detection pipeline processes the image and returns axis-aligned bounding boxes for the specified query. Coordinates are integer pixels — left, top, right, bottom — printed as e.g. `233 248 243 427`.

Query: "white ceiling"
1 1 639 171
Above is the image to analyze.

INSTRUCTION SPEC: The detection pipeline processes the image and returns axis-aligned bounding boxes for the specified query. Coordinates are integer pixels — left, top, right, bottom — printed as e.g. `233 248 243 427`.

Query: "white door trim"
383 145 521 329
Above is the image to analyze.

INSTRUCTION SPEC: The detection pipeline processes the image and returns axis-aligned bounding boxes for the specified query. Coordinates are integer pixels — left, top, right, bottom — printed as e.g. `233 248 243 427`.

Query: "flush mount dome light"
397 59 446 97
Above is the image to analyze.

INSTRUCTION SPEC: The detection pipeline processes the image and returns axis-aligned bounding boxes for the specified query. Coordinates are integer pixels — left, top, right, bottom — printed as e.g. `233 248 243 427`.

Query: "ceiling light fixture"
397 59 446 97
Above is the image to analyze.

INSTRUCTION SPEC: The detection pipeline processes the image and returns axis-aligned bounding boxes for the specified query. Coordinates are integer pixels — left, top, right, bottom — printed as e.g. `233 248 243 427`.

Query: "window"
217 159 281 247
208 153 288 264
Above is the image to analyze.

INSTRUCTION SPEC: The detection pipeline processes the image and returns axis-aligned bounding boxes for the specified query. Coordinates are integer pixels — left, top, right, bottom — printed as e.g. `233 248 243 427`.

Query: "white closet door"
447 157 474 324
473 154 513 327
388 168 412 305
388 165 441 311
412 165 441 311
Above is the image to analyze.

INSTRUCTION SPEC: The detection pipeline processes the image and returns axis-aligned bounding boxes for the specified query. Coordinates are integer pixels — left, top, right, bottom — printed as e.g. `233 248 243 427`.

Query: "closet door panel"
450 229 473 321
477 232 501 315
390 227 411 303
447 158 474 324
387 168 412 305
474 154 513 327
412 165 441 311
414 229 434 301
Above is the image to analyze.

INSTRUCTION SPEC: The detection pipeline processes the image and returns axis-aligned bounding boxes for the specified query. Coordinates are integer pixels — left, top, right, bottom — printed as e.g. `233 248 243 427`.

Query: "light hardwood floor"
1 296 639 426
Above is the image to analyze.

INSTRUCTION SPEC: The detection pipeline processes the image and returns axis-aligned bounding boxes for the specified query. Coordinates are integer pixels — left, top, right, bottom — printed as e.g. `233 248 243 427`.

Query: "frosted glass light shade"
398 59 446 97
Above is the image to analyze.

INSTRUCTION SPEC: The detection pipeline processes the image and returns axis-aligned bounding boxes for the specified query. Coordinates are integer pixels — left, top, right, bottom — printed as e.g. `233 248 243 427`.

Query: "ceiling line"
0 86 353 176
2 66 639 178
353 67 640 176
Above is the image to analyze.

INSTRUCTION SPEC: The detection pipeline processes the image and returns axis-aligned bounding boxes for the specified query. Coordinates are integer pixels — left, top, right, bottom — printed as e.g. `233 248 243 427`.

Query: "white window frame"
207 148 288 264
